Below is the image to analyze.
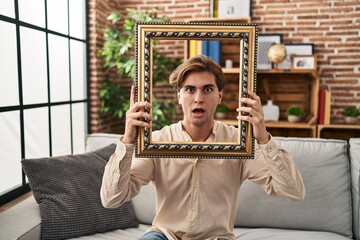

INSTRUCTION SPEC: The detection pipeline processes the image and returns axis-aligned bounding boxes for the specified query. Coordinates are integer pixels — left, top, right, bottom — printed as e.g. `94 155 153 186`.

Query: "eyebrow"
182 84 216 89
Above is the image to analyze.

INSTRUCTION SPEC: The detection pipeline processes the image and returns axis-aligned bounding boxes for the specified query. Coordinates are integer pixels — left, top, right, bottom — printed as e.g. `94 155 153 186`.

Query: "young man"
101 55 305 240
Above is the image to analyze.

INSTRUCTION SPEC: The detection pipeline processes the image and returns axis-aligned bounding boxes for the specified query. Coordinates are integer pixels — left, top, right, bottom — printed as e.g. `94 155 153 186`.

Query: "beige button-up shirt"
101 121 305 240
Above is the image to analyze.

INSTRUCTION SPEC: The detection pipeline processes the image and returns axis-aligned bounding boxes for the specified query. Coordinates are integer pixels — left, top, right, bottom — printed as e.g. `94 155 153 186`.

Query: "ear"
218 90 223 104
177 91 181 104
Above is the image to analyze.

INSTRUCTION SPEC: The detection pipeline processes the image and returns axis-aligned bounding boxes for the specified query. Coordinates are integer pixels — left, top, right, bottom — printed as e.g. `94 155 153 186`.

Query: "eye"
185 87 195 93
204 86 213 93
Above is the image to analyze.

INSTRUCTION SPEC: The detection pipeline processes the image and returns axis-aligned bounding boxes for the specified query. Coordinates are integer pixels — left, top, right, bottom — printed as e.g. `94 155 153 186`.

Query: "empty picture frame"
278 43 314 70
135 22 258 159
257 34 282 70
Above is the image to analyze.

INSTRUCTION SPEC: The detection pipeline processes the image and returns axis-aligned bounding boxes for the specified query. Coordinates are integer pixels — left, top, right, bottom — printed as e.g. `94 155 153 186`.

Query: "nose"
194 90 204 104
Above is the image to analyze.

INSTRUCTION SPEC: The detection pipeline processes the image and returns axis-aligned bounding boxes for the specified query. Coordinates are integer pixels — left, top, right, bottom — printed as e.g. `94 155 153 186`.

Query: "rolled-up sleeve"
242 137 306 201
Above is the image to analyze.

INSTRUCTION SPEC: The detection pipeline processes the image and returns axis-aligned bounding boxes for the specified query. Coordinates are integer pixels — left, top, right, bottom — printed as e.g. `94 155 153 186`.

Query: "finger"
127 111 153 121
130 85 136 106
248 90 260 101
237 115 253 123
237 106 257 114
128 101 152 113
239 97 256 104
237 114 263 126
239 97 257 107
237 106 261 119
128 119 152 129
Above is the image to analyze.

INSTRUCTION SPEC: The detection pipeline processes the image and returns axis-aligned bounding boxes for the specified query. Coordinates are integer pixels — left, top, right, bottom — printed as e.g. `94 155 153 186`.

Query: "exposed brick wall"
88 0 360 134
252 0 360 123
88 0 126 133
88 0 210 133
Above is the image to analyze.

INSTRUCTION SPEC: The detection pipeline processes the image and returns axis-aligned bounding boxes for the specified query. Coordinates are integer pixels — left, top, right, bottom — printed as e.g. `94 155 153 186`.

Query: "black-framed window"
0 0 88 205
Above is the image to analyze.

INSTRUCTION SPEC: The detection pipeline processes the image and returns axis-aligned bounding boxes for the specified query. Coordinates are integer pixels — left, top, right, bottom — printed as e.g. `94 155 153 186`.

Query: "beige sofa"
1 133 360 240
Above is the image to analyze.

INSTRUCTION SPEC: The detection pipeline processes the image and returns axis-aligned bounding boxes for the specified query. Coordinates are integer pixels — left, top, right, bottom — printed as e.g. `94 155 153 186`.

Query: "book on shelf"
188 40 197 58
201 40 221 64
318 89 325 124
324 90 331 125
196 40 202 55
318 88 331 125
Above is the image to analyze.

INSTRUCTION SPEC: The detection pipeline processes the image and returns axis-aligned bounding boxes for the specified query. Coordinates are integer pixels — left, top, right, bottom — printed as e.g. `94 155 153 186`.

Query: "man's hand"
122 85 152 144
237 91 270 144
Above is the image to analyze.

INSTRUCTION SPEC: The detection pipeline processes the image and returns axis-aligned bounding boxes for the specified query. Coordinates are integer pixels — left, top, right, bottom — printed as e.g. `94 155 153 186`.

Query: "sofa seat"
234 228 352 240
71 226 352 240
69 224 150 240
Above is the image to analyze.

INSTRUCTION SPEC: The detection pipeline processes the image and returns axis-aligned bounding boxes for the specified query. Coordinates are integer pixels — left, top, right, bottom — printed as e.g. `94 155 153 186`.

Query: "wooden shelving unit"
317 124 360 140
220 120 317 138
219 68 320 138
183 17 359 140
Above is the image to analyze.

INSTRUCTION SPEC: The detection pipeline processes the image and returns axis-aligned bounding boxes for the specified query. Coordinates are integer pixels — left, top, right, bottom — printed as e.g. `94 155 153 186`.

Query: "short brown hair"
169 55 226 91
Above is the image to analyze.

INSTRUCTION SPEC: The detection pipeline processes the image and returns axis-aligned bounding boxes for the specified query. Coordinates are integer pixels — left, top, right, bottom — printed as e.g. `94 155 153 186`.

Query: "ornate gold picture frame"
135 22 257 159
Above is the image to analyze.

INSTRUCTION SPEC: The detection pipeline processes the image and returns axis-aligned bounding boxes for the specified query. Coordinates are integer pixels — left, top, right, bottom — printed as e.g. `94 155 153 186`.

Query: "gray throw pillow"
22 144 138 240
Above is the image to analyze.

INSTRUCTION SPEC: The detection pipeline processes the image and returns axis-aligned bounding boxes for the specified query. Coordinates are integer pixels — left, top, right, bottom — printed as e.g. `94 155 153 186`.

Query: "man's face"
178 71 223 128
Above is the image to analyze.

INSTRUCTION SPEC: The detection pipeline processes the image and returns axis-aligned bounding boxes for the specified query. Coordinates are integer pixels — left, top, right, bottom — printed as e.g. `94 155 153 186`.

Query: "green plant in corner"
152 100 177 130
286 105 304 117
342 106 360 117
342 106 360 124
99 8 180 130
215 103 229 119
99 81 129 119
216 104 229 113
285 105 304 123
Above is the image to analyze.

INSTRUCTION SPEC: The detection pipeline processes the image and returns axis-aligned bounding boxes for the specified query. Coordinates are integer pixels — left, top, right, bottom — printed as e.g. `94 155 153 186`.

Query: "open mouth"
192 108 205 114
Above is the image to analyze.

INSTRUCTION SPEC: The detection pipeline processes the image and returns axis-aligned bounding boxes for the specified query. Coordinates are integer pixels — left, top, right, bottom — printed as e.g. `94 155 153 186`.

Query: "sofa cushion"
22 144 138 240
86 133 122 152
235 137 352 238
350 138 360 240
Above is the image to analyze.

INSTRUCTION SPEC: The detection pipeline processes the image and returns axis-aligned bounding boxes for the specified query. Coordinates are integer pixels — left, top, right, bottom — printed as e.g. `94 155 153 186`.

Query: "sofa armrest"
0 196 41 240
350 138 360 240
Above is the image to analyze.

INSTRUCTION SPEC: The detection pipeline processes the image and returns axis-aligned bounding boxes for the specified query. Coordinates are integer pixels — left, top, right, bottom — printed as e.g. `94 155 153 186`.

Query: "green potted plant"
215 104 229 119
99 8 180 131
342 106 360 124
286 105 304 123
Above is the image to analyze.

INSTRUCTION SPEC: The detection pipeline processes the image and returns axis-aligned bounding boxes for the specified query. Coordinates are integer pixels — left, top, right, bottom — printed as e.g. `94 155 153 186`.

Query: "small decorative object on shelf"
291 54 317 71
258 34 282 70
277 43 314 70
342 106 360 124
267 43 286 70
215 103 229 119
263 100 280 121
225 59 233 68
286 105 304 123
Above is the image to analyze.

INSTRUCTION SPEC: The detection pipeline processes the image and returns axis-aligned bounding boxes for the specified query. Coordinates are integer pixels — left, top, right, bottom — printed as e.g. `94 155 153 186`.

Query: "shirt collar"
176 120 217 142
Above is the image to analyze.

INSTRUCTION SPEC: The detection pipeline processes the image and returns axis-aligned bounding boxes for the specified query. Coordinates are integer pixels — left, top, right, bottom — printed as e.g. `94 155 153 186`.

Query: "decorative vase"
287 115 301 123
263 100 280 121
344 116 358 124
215 112 227 119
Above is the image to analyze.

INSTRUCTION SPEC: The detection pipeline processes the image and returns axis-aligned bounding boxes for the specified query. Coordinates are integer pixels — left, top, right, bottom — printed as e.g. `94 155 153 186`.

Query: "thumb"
130 85 136 106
